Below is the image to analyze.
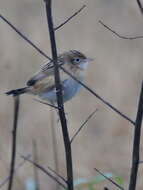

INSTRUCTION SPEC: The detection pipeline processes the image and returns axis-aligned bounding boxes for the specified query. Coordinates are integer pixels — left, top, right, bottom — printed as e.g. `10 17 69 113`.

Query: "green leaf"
114 176 124 186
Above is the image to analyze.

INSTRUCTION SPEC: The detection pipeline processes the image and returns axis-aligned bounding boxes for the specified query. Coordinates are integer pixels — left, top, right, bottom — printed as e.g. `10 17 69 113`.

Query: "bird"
6 50 93 103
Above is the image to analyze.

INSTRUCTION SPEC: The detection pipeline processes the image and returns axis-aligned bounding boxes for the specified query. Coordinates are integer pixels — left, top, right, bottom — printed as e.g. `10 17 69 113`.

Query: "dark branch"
0 154 31 188
21 155 66 189
0 8 135 125
60 66 135 125
34 98 59 109
54 5 86 31
0 14 52 61
7 96 20 190
137 0 143 14
99 20 143 40
94 168 124 190
47 166 67 184
70 109 98 143
128 81 143 190
44 1 73 190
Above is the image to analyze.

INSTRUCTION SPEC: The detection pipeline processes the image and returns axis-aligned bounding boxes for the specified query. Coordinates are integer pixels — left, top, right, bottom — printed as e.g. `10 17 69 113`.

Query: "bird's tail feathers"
6 87 28 96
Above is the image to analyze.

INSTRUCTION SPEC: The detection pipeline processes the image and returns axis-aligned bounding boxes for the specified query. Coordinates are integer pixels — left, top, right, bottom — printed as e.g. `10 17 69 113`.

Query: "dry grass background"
0 0 143 189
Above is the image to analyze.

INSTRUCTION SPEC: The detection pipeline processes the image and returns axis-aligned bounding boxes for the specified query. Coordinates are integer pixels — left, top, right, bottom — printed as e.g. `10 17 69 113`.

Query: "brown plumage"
6 50 93 102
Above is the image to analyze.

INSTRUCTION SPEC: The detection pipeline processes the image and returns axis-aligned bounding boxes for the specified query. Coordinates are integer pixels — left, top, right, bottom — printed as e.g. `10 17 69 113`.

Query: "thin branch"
0 14 52 61
60 66 135 125
0 154 31 188
7 96 20 190
0 8 135 124
44 1 73 190
47 166 67 184
0 3 85 60
21 155 66 189
137 0 143 14
128 81 143 190
70 109 98 143
99 20 143 40
54 5 86 31
94 168 124 190
33 98 59 109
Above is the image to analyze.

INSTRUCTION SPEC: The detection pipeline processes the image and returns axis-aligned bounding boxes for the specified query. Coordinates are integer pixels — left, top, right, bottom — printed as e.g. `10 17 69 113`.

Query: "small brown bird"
6 50 93 103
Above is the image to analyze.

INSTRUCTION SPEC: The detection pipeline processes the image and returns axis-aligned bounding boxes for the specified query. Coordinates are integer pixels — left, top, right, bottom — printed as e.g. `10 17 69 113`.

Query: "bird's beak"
78 58 94 70
85 57 94 63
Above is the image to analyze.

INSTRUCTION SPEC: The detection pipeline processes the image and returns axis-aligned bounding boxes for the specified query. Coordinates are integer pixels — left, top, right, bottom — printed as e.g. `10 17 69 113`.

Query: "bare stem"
34 98 59 109
7 96 20 190
137 0 143 14
94 168 124 190
60 66 135 125
0 14 52 61
70 109 98 143
21 155 66 189
54 5 86 30
0 154 31 188
44 0 73 190
128 81 143 190
47 166 67 184
99 20 143 40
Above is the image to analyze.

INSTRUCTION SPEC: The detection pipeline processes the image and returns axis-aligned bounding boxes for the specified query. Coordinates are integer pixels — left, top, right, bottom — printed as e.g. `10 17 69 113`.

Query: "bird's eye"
74 58 80 63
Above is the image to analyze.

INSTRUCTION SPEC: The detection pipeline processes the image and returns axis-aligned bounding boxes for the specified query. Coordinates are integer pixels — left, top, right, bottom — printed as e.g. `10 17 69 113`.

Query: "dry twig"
21 155 66 189
0 154 31 188
7 96 20 190
137 0 143 14
54 5 86 30
128 81 143 190
99 20 143 40
94 168 124 190
44 0 73 189
70 109 98 143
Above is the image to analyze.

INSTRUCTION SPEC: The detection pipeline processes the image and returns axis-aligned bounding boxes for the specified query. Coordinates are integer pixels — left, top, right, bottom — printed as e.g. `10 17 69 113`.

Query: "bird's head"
60 50 94 72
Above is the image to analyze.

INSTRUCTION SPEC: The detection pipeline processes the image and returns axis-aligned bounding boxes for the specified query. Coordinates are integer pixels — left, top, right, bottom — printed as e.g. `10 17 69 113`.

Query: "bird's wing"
27 60 64 86
28 76 55 95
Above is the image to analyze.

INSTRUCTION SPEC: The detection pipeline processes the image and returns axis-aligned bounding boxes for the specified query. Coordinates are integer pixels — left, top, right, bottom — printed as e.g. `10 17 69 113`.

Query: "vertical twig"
128 81 143 190
8 96 20 190
44 1 73 190
0 154 31 188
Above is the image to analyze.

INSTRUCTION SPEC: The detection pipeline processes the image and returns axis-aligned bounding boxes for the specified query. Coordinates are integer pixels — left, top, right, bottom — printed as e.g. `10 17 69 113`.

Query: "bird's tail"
6 87 28 96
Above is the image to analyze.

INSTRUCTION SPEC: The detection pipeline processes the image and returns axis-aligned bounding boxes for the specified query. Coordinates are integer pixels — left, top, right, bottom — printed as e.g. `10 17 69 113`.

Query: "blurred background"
0 0 143 189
